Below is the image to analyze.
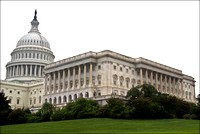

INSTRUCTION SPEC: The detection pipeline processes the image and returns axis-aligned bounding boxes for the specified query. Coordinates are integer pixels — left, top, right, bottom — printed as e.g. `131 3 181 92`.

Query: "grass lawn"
1 118 199 134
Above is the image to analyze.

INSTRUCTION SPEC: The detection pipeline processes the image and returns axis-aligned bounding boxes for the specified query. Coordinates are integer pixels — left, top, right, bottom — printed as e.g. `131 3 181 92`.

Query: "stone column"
145 70 148 84
78 65 81 88
156 73 158 91
34 66 37 76
9 67 11 77
16 65 19 76
58 71 61 92
73 67 75 89
12 66 15 77
21 65 23 76
53 72 56 93
173 78 175 95
177 79 180 97
181 80 183 98
44 74 47 95
67 69 70 91
169 77 171 94
140 68 143 85
165 75 167 93
63 69 65 91
25 65 28 76
39 66 41 77
30 65 32 76
49 74 52 94
150 71 153 85
89 63 93 86
160 74 163 92
84 64 86 87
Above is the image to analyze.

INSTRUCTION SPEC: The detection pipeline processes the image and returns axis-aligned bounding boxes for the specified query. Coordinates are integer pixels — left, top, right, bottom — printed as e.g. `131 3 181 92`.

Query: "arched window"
68 95 72 102
63 96 67 103
120 76 124 87
74 94 77 102
54 97 57 104
49 98 52 104
126 78 130 88
58 96 61 104
113 75 118 85
79 93 83 98
39 96 41 103
85 92 89 98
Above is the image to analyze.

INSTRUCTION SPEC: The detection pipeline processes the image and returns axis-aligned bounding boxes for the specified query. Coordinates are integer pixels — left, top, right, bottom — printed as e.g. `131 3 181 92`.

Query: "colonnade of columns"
6 65 44 78
45 63 94 95
139 68 183 97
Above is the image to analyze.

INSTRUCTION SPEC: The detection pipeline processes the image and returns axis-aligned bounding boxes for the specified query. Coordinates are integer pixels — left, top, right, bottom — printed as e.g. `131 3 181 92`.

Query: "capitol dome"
5 10 55 83
16 33 50 49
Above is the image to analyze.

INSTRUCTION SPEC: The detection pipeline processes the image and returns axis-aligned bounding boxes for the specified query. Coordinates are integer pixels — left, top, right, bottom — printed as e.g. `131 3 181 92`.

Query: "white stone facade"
43 50 196 107
0 11 196 110
0 80 43 109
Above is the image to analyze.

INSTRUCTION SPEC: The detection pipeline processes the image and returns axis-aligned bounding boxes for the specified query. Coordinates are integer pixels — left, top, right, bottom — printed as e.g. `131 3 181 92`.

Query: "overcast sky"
1 1 199 96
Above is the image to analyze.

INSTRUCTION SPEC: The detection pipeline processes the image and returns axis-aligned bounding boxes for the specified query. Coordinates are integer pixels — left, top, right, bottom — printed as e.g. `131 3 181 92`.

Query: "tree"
37 102 55 121
0 92 11 125
0 92 11 111
126 84 158 100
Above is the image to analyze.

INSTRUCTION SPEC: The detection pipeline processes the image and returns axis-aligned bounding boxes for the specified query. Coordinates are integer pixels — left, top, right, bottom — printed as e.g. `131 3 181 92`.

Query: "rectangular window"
113 65 116 70
98 65 101 70
17 99 20 104
120 67 123 71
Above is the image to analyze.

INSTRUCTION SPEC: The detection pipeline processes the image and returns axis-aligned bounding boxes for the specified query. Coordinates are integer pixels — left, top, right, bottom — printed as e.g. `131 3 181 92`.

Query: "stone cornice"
0 80 43 88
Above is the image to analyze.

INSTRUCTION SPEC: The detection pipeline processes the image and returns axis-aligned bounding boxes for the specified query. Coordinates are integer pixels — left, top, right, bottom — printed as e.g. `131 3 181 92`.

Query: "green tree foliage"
0 92 12 125
8 109 28 124
103 98 134 119
37 102 55 121
65 98 99 119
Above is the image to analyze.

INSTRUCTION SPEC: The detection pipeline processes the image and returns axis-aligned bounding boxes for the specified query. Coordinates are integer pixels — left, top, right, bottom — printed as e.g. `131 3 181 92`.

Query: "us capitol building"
0 11 196 110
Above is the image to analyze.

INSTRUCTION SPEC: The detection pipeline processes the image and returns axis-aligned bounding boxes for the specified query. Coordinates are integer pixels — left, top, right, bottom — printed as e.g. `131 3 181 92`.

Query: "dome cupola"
5 10 55 83
16 10 50 49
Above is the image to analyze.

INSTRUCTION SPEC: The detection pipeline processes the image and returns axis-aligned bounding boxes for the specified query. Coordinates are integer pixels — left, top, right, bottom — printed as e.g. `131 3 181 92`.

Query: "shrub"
51 108 69 121
28 115 41 123
65 98 99 119
129 97 152 119
106 98 125 119
8 109 27 124
38 103 55 121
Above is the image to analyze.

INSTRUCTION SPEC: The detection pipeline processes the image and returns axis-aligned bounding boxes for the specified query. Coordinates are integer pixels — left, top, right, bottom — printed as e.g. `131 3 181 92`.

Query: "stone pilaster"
150 71 153 85
58 70 61 92
140 68 143 85
84 64 86 87
145 70 148 84
173 78 175 95
156 73 158 91
169 77 171 94
67 69 70 91
73 67 75 89
63 69 65 91
78 65 81 88
53 72 56 93
90 63 93 86
165 75 167 93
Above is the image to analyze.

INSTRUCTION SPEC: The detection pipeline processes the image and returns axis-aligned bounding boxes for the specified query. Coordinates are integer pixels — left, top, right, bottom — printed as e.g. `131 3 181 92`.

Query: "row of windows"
113 65 134 74
12 52 52 61
47 76 102 91
18 39 49 47
30 90 41 95
30 96 42 105
45 92 89 104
